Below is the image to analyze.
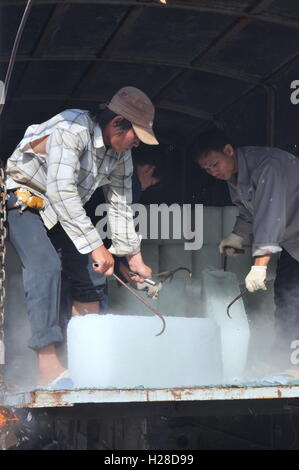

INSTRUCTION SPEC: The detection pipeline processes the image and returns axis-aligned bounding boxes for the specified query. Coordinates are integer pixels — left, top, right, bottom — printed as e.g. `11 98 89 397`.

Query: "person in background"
57 145 168 320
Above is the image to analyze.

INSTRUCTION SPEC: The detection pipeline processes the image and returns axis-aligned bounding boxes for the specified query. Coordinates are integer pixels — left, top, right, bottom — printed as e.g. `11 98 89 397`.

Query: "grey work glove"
136 281 163 300
219 233 244 255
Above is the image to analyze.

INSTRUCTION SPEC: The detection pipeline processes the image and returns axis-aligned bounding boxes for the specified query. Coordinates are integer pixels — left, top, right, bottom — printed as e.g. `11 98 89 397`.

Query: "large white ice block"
201 267 250 381
67 314 223 388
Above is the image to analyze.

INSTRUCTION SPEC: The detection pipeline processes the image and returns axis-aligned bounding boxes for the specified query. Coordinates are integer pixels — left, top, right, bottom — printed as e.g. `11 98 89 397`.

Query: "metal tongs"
222 245 246 319
123 267 192 335
112 272 166 336
128 271 157 286
226 287 247 319
93 264 192 336
153 266 193 283
222 245 245 271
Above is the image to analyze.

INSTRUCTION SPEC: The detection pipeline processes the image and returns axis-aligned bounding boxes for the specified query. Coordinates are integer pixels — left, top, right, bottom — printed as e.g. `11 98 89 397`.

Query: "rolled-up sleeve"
46 128 103 254
103 151 141 256
251 161 285 257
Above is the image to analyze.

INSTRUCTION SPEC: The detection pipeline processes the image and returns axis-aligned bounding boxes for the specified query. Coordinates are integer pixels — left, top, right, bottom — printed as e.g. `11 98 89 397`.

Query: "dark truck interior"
1 0 299 451
1 0 299 204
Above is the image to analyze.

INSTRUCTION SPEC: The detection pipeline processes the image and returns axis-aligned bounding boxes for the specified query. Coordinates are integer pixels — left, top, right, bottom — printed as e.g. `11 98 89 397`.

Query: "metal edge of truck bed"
3 383 299 408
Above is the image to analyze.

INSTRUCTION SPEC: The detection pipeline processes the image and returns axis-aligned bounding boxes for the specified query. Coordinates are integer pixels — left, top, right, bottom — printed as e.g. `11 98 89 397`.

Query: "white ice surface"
201 267 250 382
67 313 223 389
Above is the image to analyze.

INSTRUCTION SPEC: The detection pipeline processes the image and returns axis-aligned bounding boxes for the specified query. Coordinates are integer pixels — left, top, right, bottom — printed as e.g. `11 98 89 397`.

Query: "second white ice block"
201 267 250 381
67 313 223 388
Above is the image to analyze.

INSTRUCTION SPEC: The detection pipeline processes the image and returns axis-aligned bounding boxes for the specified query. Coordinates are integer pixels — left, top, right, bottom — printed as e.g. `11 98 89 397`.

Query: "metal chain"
0 164 6 369
0 0 32 395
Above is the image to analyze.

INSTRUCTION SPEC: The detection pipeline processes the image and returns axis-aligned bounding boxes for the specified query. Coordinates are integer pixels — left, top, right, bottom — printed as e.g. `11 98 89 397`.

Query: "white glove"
219 233 243 255
136 281 163 300
245 266 267 292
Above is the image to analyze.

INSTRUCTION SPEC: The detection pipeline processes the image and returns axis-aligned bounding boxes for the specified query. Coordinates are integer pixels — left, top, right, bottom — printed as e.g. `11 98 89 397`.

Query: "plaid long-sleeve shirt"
5 109 141 255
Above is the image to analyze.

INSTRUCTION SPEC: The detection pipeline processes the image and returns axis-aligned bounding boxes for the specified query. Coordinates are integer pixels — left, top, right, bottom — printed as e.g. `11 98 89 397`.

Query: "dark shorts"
49 222 108 305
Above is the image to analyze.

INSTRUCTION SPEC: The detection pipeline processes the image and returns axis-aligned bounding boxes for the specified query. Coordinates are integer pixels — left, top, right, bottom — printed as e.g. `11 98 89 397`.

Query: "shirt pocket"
238 184 254 213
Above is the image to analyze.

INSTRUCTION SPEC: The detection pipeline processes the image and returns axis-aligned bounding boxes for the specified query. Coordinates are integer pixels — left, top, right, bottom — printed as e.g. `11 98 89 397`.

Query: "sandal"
36 370 74 390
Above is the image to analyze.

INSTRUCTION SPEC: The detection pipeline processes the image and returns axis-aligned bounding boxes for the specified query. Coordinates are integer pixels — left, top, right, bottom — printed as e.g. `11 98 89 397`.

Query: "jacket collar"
228 147 250 187
93 124 106 149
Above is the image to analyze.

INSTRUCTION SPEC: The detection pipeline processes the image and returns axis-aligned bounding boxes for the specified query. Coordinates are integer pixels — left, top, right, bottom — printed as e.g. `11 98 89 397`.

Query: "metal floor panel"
4 383 299 409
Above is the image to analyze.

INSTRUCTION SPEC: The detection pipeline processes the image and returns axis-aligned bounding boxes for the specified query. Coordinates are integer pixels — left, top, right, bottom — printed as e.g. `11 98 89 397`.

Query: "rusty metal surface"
4 384 299 409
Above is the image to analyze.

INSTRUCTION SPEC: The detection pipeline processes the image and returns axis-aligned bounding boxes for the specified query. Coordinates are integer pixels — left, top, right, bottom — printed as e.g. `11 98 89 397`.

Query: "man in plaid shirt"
6 86 159 388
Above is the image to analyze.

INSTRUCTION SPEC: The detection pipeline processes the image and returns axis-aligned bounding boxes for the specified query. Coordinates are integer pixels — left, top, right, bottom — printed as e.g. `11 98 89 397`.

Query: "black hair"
192 127 234 163
88 106 133 133
132 145 168 182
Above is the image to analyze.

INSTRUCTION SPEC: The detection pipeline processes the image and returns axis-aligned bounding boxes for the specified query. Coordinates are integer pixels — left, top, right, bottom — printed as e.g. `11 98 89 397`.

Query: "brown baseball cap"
107 86 159 145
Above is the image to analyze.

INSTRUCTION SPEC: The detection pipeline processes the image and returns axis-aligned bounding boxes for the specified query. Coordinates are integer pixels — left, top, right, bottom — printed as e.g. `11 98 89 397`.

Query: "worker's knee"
71 300 100 316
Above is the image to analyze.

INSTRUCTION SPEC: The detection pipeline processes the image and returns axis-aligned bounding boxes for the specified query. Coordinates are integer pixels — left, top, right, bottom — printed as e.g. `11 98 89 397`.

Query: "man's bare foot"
37 344 66 386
